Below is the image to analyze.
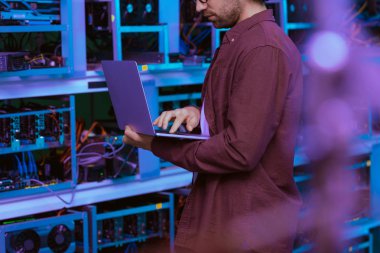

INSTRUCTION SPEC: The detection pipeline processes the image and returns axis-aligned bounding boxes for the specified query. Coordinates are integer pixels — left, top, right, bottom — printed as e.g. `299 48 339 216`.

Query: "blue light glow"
127 3 134 14
146 3 152 13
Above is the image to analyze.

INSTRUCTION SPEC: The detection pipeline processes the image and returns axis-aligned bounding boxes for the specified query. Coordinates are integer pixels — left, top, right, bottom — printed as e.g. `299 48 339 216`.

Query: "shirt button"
231 38 235 42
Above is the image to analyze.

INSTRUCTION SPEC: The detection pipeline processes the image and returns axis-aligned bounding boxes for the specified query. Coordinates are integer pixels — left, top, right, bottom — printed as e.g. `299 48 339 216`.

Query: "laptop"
102 60 209 140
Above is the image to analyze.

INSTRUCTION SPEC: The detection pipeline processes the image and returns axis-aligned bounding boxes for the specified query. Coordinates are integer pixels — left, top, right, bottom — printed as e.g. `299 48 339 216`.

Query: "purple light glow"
309 31 349 72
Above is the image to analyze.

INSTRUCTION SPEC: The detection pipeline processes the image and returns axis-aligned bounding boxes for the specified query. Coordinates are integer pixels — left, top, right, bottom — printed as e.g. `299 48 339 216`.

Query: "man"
123 0 303 252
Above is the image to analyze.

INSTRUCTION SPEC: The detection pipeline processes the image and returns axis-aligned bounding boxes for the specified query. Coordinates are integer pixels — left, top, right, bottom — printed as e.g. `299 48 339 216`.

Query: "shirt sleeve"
151 46 291 174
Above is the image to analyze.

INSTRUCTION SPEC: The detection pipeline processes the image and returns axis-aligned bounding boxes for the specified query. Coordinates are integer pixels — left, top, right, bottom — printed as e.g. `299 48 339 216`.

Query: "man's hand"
123 125 154 151
153 106 200 133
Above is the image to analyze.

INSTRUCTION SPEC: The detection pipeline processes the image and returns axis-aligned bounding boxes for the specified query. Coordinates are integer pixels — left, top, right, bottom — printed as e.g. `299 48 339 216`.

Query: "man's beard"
204 3 241 28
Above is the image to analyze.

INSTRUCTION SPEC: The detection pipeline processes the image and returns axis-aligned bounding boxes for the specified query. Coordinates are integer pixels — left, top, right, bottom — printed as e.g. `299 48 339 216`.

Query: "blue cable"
195 31 212 45
191 29 209 41
28 152 34 177
28 151 38 178
32 152 38 177
22 152 29 178
14 154 23 177
192 30 211 44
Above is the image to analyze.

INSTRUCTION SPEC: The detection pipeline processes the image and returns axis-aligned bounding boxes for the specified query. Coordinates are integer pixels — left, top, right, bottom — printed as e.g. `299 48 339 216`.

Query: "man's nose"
196 1 207 13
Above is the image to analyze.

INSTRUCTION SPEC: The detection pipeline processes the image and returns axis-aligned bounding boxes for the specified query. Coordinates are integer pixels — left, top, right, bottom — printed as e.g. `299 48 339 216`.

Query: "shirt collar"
223 9 275 44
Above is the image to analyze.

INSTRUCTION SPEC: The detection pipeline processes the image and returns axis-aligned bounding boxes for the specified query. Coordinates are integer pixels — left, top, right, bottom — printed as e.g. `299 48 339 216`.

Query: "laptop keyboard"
155 129 190 135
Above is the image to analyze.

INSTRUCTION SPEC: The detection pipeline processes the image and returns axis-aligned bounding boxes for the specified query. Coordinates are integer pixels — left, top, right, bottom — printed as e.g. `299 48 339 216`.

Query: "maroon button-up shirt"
152 10 303 253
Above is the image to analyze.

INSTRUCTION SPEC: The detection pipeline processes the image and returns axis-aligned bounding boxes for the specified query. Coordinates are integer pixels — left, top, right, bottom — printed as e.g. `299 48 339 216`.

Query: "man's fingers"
157 111 174 128
154 108 196 131
123 125 154 150
124 125 139 140
122 134 128 144
124 125 130 135
156 111 167 128
123 126 131 144
186 116 199 132
170 115 186 133
162 111 176 130
167 109 188 131
124 125 134 135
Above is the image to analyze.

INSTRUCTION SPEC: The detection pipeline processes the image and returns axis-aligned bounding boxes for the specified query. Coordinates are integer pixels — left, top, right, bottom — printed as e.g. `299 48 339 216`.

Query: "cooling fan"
141 0 158 24
121 0 139 25
47 224 73 253
10 229 41 253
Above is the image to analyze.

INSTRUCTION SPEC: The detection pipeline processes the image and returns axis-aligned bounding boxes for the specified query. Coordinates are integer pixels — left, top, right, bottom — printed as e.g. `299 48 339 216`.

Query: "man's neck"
237 2 267 23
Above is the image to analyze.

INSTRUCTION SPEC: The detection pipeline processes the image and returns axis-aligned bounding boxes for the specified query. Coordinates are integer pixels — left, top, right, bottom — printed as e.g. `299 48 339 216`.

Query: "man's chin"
211 21 224 29
212 23 221 28
210 20 232 29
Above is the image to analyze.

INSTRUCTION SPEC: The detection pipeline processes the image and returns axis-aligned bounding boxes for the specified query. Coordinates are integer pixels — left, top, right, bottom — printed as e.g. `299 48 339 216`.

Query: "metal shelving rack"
84 192 175 252
292 143 380 252
281 0 314 35
0 209 90 253
0 0 74 78
0 95 77 199
111 0 184 71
